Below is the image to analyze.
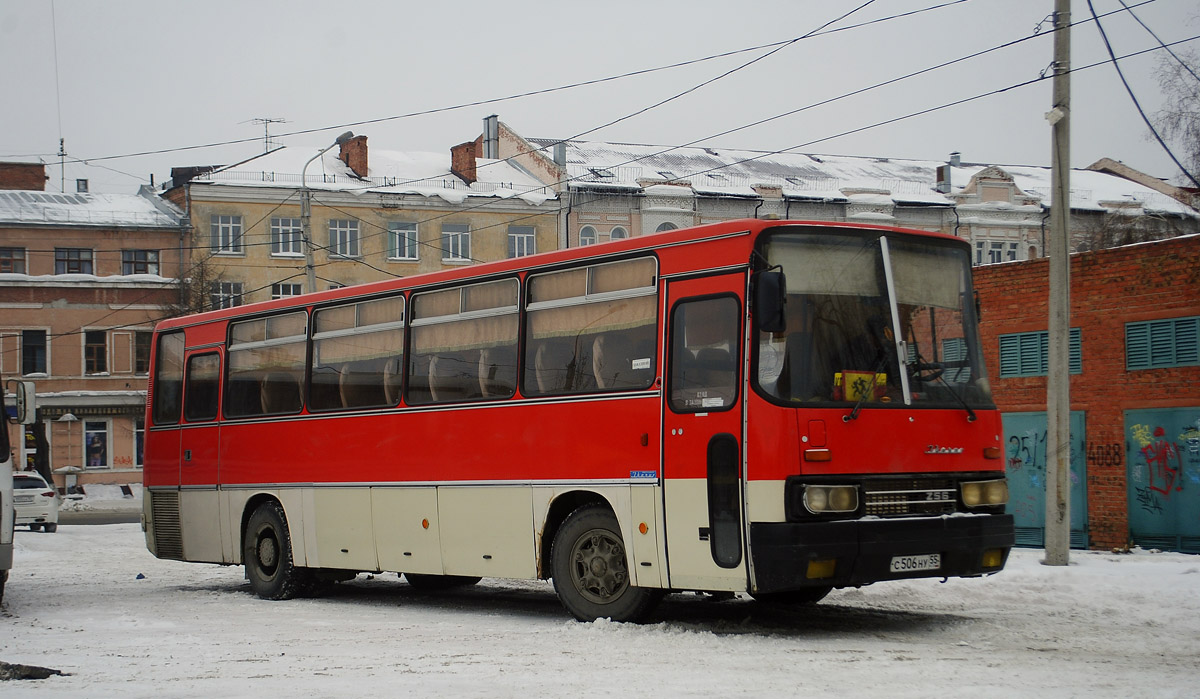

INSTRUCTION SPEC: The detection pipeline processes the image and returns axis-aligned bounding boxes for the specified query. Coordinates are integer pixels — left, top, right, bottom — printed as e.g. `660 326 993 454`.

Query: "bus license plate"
889 553 941 573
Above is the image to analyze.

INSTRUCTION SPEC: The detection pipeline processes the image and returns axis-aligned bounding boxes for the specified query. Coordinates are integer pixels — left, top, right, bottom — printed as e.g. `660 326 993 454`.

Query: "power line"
1087 0 1200 187
3 0 970 166
1116 0 1200 83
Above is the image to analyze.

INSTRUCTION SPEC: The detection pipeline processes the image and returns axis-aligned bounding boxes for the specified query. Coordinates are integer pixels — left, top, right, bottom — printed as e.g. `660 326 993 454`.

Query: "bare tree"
1153 48 1200 185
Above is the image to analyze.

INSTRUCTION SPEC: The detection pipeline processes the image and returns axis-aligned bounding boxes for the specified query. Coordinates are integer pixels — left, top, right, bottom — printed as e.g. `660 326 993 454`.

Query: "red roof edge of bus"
153 218 965 332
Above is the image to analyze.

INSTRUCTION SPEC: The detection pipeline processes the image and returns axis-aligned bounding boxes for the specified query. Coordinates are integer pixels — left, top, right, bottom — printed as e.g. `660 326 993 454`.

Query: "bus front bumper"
749 514 1014 594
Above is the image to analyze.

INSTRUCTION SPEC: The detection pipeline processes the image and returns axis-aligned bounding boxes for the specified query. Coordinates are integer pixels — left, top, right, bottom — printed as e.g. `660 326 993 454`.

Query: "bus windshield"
755 229 993 409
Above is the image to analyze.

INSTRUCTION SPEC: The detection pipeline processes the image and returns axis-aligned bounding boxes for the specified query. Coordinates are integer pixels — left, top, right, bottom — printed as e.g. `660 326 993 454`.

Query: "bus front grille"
150 490 183 560
862 478 957 517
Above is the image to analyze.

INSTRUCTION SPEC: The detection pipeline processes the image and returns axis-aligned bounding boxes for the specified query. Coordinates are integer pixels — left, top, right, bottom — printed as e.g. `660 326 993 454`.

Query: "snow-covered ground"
3 524 1198 698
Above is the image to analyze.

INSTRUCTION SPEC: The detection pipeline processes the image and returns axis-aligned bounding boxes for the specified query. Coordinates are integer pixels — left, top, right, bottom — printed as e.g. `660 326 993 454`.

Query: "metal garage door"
1002 411 1088 548
1126 408 1200 553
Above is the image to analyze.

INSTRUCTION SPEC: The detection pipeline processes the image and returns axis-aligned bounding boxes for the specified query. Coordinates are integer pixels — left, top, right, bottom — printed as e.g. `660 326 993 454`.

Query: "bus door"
662 273 748 591
178 350 224 562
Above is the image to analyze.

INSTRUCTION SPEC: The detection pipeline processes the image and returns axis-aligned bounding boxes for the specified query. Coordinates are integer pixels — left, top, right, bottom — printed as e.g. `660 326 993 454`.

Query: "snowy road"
2 524 1198 698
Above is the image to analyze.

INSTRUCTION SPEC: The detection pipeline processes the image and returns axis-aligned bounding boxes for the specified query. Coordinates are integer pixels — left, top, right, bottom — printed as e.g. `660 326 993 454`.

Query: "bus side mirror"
9 380 37 425
753 270 787 334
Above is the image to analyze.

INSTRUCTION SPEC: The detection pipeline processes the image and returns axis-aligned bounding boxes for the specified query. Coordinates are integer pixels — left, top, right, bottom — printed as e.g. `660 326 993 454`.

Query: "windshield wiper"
843 353 889 422
913 351 977 422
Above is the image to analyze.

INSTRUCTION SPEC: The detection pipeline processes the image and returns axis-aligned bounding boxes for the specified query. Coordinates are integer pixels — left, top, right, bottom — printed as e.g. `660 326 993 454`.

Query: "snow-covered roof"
188 145 557 207
0 189 184 228
531 139 1198 217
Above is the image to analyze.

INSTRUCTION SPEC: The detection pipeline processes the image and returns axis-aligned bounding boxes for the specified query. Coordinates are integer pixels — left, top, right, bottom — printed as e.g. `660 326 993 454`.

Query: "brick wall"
0 162 47 190
974 235 1200 548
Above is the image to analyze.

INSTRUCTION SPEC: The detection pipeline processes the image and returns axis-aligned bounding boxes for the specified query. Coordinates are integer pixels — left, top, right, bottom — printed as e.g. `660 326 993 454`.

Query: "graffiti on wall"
1128 417 1200 517
1130 424 1184 498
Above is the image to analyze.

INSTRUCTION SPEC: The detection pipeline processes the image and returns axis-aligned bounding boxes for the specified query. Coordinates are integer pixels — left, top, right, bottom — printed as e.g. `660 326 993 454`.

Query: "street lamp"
300 131 355 293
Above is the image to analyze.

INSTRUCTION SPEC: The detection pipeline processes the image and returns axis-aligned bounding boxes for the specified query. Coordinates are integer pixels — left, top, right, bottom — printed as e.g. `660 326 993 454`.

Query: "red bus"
143 219 1012 621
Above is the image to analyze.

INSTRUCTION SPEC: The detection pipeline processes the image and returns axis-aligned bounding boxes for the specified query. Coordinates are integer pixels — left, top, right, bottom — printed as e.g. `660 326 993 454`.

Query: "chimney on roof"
483 114 499 159
338 135 369 178
451 139 480 185
950 151 961 167
553 142 567 168
76 178 89 193
0 162 48 191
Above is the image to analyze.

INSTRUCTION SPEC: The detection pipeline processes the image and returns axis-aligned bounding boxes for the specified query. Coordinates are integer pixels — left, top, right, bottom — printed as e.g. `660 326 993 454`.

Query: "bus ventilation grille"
862 478 957 517
151 491 184 560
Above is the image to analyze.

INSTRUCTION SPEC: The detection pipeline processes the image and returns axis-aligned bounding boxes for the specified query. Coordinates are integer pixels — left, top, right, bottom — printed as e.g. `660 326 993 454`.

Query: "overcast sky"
1 0 1196 195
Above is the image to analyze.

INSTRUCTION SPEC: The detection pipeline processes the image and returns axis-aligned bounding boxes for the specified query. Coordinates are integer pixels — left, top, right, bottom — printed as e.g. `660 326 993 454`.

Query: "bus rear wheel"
244 501 310 600
551 504 661 622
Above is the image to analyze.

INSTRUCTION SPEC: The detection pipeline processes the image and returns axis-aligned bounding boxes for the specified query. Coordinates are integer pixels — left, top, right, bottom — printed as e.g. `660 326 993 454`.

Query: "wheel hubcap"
256 533 279 575
570 528 628 604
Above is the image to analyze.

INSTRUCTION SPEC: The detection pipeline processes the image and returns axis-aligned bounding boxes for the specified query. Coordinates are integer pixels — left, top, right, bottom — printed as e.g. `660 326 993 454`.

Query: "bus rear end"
745 224 1012 599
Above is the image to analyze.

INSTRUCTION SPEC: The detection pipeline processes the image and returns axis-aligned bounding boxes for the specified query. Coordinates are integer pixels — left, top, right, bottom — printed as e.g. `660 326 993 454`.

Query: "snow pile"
3 525 1199 697
59 483 142 513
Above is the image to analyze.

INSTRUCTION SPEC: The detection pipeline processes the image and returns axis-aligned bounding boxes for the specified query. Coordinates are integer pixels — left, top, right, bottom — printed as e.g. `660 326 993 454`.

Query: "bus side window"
669 296 740 413
183 353 221 422
310 297 405 411
226 311 307 418
152 332 185 425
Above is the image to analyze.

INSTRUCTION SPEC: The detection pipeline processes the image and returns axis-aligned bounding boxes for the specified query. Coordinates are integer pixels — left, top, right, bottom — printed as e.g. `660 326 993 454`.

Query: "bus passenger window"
183 353 221 422
523 257 658 396
408 279 518 405
151 332 185 425
311 297 405 411
670 296 740 413
226 311 307 418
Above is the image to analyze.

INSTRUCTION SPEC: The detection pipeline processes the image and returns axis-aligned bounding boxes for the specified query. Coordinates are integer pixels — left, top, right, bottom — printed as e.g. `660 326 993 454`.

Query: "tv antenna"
244 117 290 152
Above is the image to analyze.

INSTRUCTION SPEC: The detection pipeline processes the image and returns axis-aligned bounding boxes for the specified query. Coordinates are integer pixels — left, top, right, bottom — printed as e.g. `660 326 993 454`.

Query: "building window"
441 224 471 262
134 331 152 374
655 222 678 233
998 329 1081 377
134 418 145 468
1126 316 1200 370
974 239 1018 265
210 215 243 254
271 217 304 255
121 249 159 275
55 248 93 274
21 329 46 375
389 221 419 260
271 283 303 300
0 247 26 273
84 420 109 470
85 330 108 374
210 281 244 310
579 226 597 246
328 283 346 290
329 219 360 258
508 226 535 258
610 226 628 240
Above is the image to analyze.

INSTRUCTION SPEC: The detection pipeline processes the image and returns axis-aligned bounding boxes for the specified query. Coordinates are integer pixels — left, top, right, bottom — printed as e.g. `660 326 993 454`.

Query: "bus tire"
43 523 57 533
749 586 832 606
244 501 309 600
551 504 661 622
404 573 482 589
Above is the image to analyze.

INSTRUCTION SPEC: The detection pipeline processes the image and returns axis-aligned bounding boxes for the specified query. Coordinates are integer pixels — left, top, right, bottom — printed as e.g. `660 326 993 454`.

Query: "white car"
13 472 59 533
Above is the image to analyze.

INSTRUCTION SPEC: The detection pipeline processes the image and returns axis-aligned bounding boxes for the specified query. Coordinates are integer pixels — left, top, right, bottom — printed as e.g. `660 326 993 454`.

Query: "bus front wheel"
244 501 309 600
550 504 661 623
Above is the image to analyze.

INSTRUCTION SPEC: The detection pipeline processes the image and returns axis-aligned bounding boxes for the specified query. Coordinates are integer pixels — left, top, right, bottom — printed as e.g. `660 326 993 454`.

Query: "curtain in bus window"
152 332 185 425
523 258 658 396
311 297 405 410
226 311 307 418
407 280 518 404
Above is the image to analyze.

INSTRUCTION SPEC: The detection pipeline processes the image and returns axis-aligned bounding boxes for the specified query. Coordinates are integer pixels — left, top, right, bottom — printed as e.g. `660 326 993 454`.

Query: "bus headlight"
961 478 1007 508
803 485 858 514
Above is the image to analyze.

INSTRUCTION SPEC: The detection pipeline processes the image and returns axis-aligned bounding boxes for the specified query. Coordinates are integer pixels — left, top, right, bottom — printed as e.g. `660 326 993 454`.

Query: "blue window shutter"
999 335 1019 377
1175 317 1199 364
1069 327 1082 374
1127 323 1150 370
1022 333 1043 375
1126 316 1200 370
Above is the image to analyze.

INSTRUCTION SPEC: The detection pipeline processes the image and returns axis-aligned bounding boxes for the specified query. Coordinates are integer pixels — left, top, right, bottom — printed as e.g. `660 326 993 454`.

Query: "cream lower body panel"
663 478 749 592
209 484 662 586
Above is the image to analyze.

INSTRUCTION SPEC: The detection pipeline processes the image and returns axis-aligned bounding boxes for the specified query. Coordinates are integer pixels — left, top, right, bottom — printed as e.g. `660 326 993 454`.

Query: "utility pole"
301 132 355 294
1044 0 1071 566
